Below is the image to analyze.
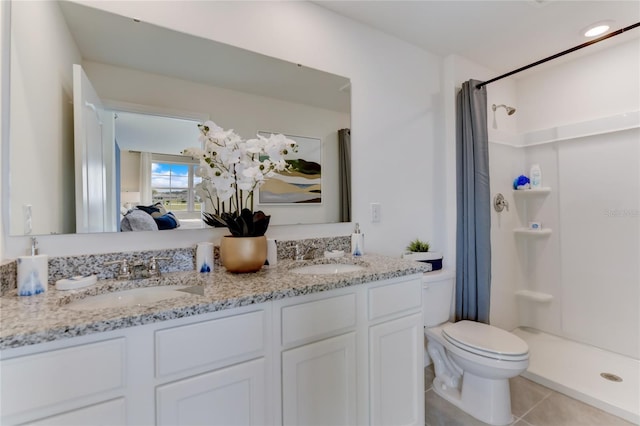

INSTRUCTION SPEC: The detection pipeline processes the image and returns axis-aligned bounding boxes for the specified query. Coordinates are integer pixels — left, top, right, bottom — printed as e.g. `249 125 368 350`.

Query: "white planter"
402 251 442 262
402 251 443 270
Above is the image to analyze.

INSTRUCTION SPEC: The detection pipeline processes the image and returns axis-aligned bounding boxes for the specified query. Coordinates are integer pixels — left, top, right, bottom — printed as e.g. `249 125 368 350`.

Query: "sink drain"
600 372 623 382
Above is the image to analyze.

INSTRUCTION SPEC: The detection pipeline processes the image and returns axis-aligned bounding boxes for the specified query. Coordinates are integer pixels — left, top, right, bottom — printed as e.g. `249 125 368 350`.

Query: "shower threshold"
513 327 639 424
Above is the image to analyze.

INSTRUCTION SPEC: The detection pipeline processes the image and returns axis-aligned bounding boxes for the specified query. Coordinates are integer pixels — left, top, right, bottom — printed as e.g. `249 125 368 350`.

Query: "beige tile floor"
424 366 635 426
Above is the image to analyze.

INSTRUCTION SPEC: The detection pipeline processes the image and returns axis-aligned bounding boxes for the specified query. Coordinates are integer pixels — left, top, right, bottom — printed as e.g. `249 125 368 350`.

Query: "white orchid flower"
185 123 299 215
244 138 264 154
183 147 205 158
211 174 235 202
242 165 265 183
199 120 222 133
219 145 241 165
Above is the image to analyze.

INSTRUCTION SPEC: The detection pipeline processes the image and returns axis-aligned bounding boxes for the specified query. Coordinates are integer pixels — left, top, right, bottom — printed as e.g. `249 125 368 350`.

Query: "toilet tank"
422 270 455 327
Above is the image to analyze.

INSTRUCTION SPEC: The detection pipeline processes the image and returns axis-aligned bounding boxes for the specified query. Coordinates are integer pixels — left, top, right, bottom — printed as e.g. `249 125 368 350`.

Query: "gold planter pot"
219 235 267 273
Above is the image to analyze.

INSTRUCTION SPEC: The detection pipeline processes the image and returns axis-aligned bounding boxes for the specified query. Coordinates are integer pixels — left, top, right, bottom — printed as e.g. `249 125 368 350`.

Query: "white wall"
557 129 639 358
517 39 640 133
488 142 526 332
120 150 140 193
514 143 562 335
3 0 443 258
486 36 640 357
8 1 81 236
85 60 348 226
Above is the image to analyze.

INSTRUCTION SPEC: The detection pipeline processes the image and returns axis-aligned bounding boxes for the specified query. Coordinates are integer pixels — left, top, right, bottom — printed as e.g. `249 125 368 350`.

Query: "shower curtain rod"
476 22 640 89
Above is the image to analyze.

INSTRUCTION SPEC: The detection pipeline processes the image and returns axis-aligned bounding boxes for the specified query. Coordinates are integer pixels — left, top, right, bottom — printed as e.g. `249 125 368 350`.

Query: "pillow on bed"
136 202 167 218
121 209 159 232
153 211 180 230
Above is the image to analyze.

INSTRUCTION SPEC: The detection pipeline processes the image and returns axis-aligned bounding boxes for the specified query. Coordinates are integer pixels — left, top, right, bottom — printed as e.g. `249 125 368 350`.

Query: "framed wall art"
258 132 322 204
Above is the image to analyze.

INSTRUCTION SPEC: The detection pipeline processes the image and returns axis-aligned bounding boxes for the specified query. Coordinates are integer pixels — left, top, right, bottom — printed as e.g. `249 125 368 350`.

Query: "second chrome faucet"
104 257 170 280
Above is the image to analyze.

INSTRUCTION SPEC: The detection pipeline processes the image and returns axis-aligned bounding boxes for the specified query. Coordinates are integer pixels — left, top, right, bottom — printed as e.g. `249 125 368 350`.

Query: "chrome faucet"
104 257 171 280
147 257 170 277
104 259 131 280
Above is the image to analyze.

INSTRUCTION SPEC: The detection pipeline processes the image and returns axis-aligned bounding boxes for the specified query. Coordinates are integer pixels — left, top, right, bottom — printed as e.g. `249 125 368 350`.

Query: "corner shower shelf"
515 290 553 303
513 187 551 196
514 228 552 236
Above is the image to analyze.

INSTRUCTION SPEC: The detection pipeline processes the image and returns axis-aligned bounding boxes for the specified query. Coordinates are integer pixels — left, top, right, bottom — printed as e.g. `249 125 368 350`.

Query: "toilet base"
431 373 514 426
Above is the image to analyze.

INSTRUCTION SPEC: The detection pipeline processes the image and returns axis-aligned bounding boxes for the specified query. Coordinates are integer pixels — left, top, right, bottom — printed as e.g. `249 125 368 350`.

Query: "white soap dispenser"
17 237 48 296
530 163 542 189
351 223 364 257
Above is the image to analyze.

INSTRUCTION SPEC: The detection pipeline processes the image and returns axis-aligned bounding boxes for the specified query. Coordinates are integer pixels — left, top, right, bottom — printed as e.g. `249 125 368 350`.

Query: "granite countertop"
0 254 430 350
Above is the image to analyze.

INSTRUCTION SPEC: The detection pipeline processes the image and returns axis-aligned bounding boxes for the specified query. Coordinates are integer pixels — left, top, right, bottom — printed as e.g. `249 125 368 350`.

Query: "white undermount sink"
289 263 365 275
65 285 194 310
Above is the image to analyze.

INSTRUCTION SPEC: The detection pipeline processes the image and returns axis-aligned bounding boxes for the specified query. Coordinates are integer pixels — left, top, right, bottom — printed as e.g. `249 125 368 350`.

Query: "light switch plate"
370 203 381 223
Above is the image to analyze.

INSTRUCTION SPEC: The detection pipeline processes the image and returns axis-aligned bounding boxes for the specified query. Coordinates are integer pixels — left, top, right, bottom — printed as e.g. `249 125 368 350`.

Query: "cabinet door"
156 358 266 426
282 332 357 426
369 313 424 426
1 338 125 420
24 399 126 426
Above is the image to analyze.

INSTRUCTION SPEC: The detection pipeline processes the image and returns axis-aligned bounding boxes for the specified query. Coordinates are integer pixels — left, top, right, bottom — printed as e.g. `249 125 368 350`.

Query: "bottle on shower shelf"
530 163 542 189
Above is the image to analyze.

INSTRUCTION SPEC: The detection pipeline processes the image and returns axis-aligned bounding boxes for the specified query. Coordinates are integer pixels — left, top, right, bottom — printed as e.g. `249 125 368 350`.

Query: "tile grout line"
515 391 553 424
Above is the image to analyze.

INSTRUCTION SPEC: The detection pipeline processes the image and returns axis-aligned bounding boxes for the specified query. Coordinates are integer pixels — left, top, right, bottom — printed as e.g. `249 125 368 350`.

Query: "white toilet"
423 271 529 426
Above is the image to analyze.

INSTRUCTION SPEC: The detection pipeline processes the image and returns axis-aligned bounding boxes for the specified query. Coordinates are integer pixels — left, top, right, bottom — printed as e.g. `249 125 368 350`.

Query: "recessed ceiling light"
583 21 612 38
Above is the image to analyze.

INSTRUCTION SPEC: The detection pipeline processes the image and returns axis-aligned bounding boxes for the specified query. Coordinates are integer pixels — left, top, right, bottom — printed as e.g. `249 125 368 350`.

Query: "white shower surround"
507 118 639 357
490 114 640 423
486 36 639 422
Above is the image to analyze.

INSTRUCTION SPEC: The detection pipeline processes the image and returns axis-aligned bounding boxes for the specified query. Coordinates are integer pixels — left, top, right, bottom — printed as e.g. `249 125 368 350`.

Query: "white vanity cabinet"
368 279 424 426
156 357 267 425
0 305 270 426
0 273 423 426
282 332 358 425
153 309 269 426
0 338 127 425
369 314 423 426
275 276 424 426
277 292 359 425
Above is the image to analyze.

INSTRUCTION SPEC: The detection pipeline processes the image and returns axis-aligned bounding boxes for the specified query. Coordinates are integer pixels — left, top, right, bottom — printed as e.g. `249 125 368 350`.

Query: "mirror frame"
1 0 11 248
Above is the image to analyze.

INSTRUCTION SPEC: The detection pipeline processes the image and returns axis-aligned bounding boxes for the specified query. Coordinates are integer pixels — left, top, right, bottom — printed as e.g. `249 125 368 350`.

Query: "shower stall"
486 37 639 424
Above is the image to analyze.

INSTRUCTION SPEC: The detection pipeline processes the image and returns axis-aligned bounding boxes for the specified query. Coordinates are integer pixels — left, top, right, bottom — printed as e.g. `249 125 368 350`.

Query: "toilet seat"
442 321 529 361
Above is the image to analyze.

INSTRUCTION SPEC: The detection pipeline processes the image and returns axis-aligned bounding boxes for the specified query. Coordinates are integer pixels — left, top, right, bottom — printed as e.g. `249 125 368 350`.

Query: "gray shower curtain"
455 79 491 324
338 129 351 222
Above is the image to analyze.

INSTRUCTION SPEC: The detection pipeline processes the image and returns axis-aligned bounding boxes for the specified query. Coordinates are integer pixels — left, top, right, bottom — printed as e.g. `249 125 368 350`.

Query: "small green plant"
406 239 430 252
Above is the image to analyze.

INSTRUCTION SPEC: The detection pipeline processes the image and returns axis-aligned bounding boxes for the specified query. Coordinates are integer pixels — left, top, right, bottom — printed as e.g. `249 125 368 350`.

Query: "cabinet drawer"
0 339 125 418
368 279 422 320
24 398 126 426
155 310 265 378
281 293 356 346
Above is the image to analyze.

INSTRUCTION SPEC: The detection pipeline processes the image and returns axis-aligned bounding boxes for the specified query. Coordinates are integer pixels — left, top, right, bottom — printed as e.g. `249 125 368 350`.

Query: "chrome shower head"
492 104 516 115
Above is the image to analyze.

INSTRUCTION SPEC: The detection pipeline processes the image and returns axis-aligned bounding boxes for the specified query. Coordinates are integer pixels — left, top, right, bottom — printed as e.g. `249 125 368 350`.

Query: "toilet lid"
442 321 529 360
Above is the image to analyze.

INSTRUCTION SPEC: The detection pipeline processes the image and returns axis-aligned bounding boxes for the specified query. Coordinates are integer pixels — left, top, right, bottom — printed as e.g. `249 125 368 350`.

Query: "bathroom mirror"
7 0 351 236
